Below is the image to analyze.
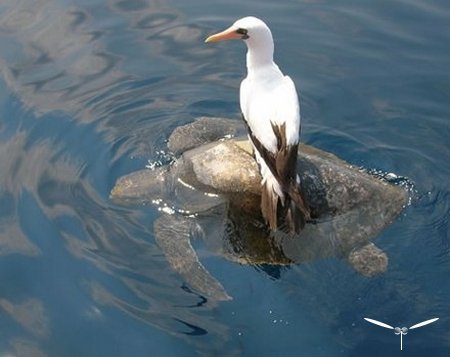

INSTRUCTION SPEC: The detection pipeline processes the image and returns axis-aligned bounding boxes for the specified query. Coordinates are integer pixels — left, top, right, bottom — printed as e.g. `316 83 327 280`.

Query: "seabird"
205 16 310 233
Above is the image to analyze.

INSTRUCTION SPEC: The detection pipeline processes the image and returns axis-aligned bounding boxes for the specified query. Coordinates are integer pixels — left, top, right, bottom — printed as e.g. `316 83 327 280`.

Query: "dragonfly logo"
364 317 439 350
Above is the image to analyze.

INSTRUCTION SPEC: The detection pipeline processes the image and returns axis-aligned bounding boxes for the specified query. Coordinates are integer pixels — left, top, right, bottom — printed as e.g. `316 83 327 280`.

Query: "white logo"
364 317 439 350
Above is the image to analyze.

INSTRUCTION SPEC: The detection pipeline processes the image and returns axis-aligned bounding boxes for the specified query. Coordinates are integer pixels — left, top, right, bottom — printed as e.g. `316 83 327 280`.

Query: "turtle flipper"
153 215 231 301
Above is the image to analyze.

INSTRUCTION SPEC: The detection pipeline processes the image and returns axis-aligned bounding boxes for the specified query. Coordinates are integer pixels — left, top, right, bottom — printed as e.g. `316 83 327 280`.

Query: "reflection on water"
0 0 238 354
0 0 449 355
0 0 119 112
0 0 227 159
0 298 50 338
0 115 234 352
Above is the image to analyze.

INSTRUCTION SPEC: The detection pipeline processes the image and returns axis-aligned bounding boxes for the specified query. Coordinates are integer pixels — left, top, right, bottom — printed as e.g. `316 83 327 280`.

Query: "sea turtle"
111 117 407 301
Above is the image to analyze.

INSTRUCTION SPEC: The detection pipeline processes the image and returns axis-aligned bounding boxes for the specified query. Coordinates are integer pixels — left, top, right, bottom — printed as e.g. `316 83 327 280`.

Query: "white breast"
240 66 300 154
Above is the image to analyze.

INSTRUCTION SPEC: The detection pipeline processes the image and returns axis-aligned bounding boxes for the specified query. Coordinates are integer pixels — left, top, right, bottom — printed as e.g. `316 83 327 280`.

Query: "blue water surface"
0 0 449 356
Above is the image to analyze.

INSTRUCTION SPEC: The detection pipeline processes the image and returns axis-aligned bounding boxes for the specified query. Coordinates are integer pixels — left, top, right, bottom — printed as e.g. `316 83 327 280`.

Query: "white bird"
205 16 309 233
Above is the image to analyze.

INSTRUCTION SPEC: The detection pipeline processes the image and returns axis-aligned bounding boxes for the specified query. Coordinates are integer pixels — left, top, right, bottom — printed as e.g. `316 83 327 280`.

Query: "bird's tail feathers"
260 174 310 234
285 183 310 233
261 180 280 231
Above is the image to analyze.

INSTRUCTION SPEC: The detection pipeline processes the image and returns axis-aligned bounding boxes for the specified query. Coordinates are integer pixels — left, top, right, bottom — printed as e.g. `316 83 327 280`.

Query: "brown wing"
244 121 296 189
244 118 310 233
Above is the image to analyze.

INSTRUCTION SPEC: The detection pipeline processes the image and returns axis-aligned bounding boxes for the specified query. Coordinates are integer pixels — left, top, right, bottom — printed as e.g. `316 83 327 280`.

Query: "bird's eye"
236 28 249 39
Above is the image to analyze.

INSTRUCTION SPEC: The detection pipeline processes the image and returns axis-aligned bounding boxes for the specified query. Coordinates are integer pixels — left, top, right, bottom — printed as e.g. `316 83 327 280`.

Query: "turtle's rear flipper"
154 215 231 301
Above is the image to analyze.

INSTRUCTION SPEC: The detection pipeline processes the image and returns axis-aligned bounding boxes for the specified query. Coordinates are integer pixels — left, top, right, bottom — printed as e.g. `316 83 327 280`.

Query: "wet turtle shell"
111 117 407 301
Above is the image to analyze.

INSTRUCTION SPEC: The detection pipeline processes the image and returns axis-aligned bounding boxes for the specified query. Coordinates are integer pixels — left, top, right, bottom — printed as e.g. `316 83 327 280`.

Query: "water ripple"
0 0 449 355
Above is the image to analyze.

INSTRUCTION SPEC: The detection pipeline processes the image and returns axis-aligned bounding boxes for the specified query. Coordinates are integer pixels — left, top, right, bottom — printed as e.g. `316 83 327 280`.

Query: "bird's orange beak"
205 26 241 43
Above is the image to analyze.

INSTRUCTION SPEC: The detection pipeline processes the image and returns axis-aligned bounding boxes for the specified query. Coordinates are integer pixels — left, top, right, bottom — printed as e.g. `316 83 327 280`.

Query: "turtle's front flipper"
153 215 231 301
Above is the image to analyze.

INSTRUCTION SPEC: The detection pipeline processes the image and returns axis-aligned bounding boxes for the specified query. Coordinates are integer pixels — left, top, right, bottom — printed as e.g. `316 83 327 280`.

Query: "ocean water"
0 0 449 356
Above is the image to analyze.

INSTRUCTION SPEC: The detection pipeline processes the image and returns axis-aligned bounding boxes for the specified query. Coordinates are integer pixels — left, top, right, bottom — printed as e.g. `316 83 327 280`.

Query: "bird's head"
205 16 272 46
